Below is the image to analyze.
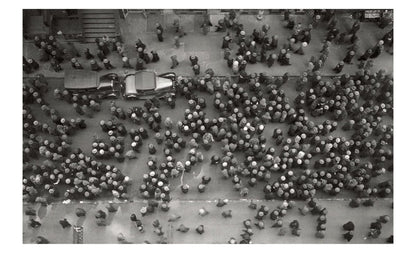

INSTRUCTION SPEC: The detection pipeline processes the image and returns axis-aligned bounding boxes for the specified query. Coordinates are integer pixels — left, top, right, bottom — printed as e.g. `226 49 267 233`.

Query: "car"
122 70 176 99
64 70 176 100
64 69 119 98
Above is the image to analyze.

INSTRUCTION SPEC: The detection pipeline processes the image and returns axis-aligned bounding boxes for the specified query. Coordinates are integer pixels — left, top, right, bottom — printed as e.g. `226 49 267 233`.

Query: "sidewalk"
23 13 393 78
23 199 393 244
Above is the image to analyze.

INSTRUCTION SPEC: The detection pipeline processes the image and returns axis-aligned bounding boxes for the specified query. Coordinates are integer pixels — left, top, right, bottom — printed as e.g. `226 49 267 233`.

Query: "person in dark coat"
193 64 200 75
84 48 94 59
333 61 344 73
27 58 39 71
267 54 277 67
50 59 62 72
156 23 164 42
122 56 132 68
96 50 105 62
136 58 145 70
59 218 71 229
29 218 41 228
343 231 354 242
370 40 384 58
349 20 361 35
190 55 199 66
151 51 160 62
90 60 102 71
222 36 232 49
103 58 114 69
343 50 355 64
358 49 373 61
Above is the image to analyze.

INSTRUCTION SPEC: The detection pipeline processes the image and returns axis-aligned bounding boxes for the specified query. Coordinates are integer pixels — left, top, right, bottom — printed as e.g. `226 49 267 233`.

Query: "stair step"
80 9 116 14
84 38 107 43
83 32 116 38
82 23 116 29
83 29 116 34
81 13 115 19
82 19 115 24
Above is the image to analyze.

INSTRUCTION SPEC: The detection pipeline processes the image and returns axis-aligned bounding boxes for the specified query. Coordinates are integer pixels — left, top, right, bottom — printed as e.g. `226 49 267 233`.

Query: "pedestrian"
271 35 278 49
59 218 71 229
222 36 231 49
142 49 151 64
190 55 199 66
98 41 109 56
174 36 180 48
90 60 102 71
151 51 160 62
96 50 105 62
359 49 373 61
103 58 114 69
370 40 384 59
136 39 146 50
50 59 62 72
267 54 276 67
333 61 344 73
29 218 41 228
34 35 42 48
156 23 164 42
343 50 355 64
84 48 94 59
135 58 145 70
193 64 200 75
232 60 239 74
170 55 179 69
27 58 39 71
122 56 132 68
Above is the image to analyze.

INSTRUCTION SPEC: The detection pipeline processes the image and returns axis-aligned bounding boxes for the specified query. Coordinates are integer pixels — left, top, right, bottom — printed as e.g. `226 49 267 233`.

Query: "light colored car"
123 70 176 99
64 69 118 98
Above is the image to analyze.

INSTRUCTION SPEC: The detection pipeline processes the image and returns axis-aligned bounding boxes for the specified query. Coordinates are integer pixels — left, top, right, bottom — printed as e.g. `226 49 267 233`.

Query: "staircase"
80 9 119 43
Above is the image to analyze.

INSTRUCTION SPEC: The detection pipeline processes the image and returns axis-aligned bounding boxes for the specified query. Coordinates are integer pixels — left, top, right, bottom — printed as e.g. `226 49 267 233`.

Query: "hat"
339 61 344 65
240 31 246 36
225 36 230 41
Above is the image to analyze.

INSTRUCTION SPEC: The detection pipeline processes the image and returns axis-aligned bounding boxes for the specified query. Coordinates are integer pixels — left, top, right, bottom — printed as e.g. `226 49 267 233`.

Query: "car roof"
64 70 98 89
135 71 156 91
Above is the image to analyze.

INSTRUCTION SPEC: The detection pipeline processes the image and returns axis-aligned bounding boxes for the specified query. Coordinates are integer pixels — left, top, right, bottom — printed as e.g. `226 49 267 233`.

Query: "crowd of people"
23 9 393 244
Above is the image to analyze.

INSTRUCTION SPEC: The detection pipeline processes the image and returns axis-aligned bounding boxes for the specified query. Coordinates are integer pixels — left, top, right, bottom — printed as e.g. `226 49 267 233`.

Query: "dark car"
64 69 119 98
123 70 176 99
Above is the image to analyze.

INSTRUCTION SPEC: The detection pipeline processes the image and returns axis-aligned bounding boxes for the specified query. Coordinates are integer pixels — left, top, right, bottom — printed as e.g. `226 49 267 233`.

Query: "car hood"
156 77 173 90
